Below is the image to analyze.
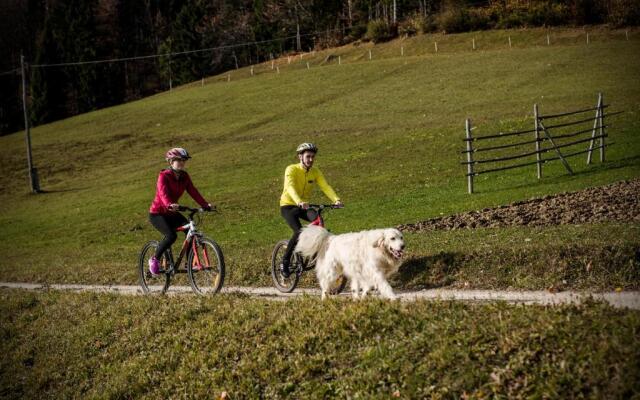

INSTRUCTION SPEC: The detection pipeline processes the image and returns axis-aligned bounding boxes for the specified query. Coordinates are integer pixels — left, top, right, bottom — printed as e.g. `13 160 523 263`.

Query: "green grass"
1 290 638 399
0 26 639 288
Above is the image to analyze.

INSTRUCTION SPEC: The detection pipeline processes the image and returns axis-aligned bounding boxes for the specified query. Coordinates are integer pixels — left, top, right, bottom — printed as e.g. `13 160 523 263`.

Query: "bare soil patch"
399 179 640 232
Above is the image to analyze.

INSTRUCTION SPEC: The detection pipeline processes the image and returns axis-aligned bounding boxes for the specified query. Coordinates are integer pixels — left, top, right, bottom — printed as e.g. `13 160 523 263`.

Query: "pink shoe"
148 256 161 275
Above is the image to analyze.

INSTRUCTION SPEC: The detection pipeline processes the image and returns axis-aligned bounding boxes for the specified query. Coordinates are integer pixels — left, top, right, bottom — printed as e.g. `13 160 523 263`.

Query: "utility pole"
21 53 40 193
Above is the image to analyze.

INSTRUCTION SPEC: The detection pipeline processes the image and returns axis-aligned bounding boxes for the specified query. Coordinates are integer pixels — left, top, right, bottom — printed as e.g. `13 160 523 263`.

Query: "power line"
30 26 356 69
0 68 20 76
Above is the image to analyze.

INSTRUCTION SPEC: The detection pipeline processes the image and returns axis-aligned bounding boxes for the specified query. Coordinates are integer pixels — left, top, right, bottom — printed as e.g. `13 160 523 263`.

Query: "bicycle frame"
309 212 325 227
164 211 210 274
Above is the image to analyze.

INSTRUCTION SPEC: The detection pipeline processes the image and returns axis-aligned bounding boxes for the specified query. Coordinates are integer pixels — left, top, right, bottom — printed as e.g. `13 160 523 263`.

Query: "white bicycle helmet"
165 147 191 161
296 142 318 154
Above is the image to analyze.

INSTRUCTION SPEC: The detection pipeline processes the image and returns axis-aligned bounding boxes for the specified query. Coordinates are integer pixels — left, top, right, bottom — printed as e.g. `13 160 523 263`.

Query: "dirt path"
1 282 638 310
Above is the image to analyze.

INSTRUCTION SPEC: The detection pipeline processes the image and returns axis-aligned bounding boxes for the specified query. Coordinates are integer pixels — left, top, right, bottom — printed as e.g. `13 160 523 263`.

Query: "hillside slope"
1 27 639 287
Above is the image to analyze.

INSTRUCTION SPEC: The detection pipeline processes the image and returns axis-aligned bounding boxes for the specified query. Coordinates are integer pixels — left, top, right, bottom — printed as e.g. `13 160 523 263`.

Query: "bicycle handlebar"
307 204 343 211
176 206 218 220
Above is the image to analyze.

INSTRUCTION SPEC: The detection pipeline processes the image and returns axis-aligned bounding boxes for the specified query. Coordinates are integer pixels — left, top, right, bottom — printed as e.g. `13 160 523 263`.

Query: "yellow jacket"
280 163 340 207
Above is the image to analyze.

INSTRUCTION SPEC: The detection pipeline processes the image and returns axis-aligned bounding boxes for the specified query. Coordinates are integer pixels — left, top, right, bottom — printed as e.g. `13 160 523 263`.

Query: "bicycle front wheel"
187 237 225 295
271 240 300 293
138 241 170 294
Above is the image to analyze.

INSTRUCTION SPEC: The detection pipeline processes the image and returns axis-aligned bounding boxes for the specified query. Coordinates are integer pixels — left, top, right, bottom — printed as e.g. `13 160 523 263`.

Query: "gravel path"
1 282 638 310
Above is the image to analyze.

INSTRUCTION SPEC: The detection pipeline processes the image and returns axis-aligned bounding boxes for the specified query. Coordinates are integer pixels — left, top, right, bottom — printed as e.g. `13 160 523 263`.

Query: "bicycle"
138 206 225 295
271 204 347 294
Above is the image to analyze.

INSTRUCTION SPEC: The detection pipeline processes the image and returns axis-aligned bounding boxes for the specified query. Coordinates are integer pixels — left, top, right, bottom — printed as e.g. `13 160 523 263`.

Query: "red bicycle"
138 206 224 295
271 204 347 293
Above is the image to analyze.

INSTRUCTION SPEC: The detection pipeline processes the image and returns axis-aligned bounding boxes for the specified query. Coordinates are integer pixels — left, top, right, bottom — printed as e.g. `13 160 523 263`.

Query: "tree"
30 16 66 125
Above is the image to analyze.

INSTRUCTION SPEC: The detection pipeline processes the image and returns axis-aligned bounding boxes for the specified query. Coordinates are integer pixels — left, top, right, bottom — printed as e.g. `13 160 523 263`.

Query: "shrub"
436 6 492 33
365 19 397 43
526 3 570 26
348 24 368 40
496 10 528 29
607 0 640 27
436 7 471 33
467 8 492 30
398 14 429 36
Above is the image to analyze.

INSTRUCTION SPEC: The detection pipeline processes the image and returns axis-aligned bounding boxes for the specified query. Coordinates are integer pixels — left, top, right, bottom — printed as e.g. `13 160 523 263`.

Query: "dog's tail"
294 225 332 261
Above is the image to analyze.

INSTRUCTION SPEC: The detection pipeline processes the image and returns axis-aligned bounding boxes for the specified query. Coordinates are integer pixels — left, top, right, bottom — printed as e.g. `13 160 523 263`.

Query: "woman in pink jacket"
148 147 213 275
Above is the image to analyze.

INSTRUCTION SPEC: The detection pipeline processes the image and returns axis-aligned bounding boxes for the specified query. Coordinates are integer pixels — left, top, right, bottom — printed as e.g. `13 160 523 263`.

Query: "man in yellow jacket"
279 142 344 277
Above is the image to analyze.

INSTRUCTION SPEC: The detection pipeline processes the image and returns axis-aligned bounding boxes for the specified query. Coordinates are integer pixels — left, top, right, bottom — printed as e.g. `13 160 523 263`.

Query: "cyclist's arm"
284 166 303 205
316 170 340 203
184 173 210 208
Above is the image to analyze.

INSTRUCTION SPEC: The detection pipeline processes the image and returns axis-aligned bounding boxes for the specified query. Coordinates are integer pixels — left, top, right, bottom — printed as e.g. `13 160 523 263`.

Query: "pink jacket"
149 169 208 214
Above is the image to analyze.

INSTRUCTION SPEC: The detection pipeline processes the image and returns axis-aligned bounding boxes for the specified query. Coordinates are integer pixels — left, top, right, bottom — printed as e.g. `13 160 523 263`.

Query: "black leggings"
280 206 318 267
149 213 189 259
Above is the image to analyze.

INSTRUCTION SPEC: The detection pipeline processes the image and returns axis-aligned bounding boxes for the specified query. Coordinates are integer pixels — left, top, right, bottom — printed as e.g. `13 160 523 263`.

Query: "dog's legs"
316 259 329 301
361 283 371 298
370 269 396 300
350 278 362 300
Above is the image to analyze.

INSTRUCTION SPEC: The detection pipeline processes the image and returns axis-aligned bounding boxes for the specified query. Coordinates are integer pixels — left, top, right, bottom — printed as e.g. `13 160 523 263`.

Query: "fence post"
587 93 603 165
508 36 512 48
599 93 605 162
465 119 475 194
534 103 542 179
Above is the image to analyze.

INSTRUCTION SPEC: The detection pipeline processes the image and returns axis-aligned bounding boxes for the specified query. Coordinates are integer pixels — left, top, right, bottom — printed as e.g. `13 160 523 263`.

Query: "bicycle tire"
138 241 170 294
187 237 225 295
271 240 300 293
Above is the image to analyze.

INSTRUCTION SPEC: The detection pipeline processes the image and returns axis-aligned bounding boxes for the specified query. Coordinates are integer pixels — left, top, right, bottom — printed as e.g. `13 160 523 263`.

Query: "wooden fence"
462 93 622 193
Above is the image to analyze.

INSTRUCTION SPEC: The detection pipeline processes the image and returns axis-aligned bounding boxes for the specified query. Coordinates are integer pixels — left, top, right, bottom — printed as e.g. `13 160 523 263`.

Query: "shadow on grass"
392 252 466 290
31 187 89 195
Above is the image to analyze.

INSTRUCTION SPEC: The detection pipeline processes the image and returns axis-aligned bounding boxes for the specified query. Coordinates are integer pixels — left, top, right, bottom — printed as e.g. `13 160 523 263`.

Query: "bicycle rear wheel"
187 237 225 295
138 241 170 294
271 240 300 293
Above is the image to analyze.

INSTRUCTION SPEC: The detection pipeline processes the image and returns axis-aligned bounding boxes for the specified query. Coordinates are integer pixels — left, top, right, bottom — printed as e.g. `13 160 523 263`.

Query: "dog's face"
375 229 405 260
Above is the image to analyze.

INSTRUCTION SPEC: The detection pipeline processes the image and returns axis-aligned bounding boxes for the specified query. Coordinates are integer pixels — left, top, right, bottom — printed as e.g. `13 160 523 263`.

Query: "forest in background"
1 0 638 135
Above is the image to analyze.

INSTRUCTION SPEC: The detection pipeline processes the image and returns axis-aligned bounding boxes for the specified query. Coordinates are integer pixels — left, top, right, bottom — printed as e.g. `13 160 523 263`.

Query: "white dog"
295 225 405 300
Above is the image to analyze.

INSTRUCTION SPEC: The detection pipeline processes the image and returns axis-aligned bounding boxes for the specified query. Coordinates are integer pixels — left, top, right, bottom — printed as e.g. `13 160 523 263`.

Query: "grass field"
1 26 639 399
0 26 639 289
1 290 638 399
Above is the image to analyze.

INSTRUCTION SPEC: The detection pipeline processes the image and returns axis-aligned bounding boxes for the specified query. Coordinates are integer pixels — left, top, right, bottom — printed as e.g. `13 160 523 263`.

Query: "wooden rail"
462 93 620 193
